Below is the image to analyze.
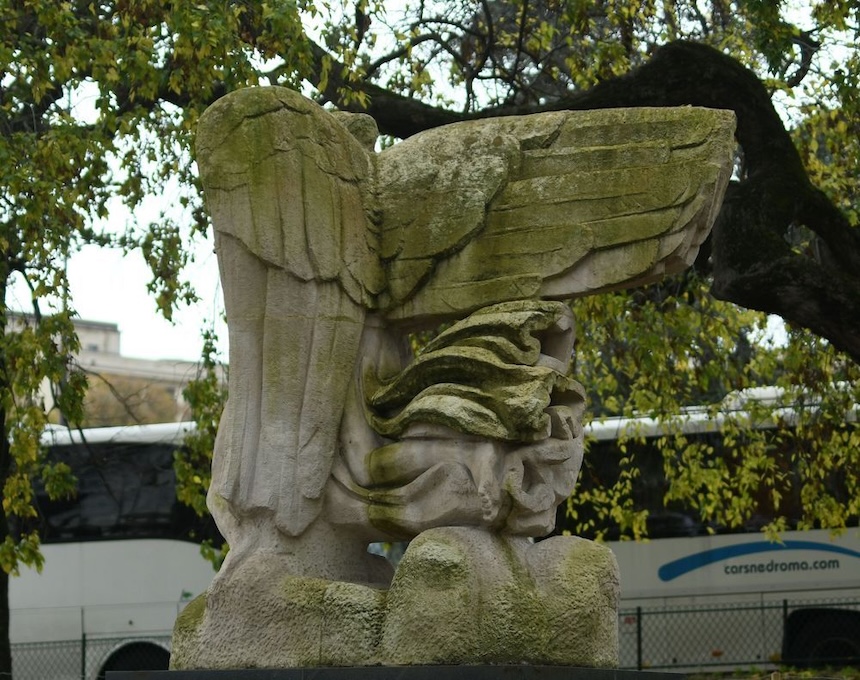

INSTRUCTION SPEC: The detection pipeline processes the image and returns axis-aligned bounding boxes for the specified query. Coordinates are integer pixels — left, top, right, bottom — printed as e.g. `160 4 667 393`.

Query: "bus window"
26 439 219 546
554 406 857 540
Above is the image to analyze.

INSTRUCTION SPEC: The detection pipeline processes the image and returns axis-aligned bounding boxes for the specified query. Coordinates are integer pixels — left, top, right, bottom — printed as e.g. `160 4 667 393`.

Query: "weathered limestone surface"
377 106 735 322
172 528 619 668
173 85 735 670
173 552 387 668
332 299 585 539
379 528 619 666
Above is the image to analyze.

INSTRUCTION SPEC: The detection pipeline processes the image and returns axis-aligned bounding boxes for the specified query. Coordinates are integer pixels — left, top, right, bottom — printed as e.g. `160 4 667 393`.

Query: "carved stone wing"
376 107 736 325
196 87 383 537
195 86 384 305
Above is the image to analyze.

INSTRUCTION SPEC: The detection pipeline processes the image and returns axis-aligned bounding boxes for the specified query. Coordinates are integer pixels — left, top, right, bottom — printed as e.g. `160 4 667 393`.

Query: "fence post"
81 607 86 680
636 606 643 671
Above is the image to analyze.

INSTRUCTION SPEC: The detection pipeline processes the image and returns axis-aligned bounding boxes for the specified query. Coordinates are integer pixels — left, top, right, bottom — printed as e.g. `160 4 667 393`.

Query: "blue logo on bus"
658 540 860 581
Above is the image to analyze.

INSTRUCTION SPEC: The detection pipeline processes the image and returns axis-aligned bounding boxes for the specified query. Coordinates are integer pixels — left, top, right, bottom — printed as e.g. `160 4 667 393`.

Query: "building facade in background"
13 314 221 427
75 318 207 426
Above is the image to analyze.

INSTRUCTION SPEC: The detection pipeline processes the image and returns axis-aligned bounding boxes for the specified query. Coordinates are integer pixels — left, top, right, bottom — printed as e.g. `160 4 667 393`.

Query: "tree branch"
305 39 860 363
363 33 440 78
785 31 820 88
307 41 461 137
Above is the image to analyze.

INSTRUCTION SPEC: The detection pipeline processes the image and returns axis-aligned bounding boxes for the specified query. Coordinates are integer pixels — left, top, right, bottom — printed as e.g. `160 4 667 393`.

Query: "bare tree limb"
304 39 860 363
785 31 821 88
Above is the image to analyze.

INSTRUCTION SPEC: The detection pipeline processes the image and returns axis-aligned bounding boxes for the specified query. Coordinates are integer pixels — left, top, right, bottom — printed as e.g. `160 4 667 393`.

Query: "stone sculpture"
172 86 735 669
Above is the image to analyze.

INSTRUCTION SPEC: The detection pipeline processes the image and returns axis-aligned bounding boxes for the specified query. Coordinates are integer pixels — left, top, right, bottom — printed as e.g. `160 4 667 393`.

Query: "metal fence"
619 597 860 672
11 634 171 680
7 598 859 678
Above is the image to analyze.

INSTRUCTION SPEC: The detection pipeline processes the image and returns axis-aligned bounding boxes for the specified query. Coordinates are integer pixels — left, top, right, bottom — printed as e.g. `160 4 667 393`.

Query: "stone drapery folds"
173 86 736 669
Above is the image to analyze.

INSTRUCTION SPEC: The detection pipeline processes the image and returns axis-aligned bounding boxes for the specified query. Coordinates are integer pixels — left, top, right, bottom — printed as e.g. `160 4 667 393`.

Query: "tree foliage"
567 273 859 541
3 0 860 672
173 330 228 568
2 0 311 672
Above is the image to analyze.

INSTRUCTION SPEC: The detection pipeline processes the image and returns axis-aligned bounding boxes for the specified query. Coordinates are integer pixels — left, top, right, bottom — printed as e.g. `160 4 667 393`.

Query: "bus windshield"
26 423 218 545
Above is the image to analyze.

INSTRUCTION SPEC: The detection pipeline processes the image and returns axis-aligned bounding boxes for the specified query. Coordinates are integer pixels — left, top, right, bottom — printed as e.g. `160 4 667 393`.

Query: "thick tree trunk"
0 272 14 678
556 42 860 364
0 514 10 679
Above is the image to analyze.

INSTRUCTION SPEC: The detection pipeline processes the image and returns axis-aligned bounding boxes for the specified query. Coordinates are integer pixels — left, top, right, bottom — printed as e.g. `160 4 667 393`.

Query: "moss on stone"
173 593 207 638
364 299 574 442
170 593 207 669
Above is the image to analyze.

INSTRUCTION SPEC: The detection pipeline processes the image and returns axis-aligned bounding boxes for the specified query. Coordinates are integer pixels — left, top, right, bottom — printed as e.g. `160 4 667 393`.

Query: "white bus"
16 406 858 676
10 422 217 680
565 399 860 671
610 526 860 670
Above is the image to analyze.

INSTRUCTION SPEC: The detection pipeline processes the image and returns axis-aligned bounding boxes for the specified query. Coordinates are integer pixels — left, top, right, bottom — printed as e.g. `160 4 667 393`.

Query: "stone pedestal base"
110 668 681 680
171 528 619 669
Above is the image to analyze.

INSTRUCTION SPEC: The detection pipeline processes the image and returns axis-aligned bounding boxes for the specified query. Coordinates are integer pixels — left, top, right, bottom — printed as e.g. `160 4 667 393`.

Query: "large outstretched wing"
376 107 736 325
196 87 382 537
195 87 383 304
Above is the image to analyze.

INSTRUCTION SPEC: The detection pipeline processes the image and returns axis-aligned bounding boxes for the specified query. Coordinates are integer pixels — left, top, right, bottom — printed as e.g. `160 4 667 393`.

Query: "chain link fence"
620 597 860 671
7 598 859 677
10 634 171 680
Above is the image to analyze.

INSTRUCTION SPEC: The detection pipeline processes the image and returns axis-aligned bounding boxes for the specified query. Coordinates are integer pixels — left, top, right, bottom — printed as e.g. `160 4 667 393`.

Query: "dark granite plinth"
107 668 682 680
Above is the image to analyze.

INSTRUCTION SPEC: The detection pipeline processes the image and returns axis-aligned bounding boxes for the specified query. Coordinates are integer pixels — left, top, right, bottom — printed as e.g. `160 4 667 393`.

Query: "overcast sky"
6 203 226 364
66 239 225 363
